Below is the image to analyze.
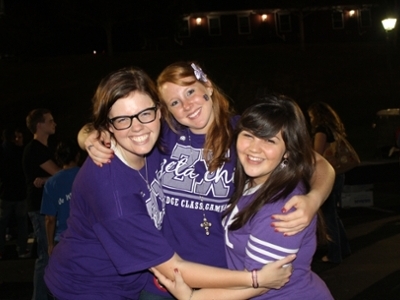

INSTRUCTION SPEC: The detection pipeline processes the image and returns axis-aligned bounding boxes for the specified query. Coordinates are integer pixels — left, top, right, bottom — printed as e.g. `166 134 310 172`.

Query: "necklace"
137 157 150 191
188 130 212 236
113 145 166 229
113 145 150 191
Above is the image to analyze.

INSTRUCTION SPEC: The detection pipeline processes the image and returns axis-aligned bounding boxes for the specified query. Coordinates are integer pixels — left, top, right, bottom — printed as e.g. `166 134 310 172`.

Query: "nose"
248 139 261 153
130 118 144 131
182 98 193 111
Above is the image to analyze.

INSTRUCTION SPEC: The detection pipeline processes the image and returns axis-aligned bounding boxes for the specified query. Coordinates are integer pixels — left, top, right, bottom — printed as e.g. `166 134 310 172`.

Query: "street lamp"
381 18 397 31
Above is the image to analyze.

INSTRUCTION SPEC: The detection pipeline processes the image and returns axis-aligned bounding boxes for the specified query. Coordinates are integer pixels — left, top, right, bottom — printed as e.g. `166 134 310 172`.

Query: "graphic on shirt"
222 204 238 249
58 192 72 205
145 172 165 230
159 143 233 212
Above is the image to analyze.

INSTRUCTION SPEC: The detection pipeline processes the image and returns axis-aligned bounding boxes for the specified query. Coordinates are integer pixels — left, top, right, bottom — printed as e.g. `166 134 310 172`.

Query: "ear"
204 80 213 95
108 124 114 134
156 107 162 120
206 86 213 97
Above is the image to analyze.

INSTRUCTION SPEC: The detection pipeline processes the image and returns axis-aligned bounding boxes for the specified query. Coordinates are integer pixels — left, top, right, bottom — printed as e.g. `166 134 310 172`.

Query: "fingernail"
174 268 178 273
274 228 279 232
271 216 276 220
284 233 288 237
281 208 287 213
271 223 275 227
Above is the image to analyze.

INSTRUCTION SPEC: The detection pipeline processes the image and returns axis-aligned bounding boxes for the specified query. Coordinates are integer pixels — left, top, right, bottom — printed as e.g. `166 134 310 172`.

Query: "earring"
280 158 289 169
203 94 210 101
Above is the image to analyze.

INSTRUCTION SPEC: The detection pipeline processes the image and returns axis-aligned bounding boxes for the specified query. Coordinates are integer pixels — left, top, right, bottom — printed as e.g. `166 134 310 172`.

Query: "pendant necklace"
114 146 166 227
137 157 150 191
188 130 212 236
114 145 150 191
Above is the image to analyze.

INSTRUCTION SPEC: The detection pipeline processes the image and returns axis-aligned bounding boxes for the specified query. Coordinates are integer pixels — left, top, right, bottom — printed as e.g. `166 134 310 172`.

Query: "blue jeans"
0 199 28 255
321 174 351 263
28 211 49 300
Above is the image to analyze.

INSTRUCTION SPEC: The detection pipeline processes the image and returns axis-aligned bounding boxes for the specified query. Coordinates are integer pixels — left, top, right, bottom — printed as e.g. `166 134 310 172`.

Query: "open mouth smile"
187 107 201 119
131 134 149 143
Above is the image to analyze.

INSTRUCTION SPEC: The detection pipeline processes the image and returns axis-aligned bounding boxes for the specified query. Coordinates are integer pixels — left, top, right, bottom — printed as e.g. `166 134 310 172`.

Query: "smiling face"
159 76 214 134
236 129 287 186
108 91 161 165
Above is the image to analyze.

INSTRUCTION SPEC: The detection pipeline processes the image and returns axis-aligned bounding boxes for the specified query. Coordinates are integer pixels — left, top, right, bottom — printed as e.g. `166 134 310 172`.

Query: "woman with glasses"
80 62 335 299
45 67 295 300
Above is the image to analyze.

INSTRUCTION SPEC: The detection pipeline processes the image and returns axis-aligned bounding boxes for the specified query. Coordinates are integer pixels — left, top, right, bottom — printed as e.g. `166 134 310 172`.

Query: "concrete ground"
1 160 399 300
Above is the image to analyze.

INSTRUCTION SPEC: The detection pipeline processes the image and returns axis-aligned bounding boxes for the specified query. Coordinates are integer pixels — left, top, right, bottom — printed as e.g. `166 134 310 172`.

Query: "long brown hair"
307 101 346 139
224 95 316 230
156 61 236 172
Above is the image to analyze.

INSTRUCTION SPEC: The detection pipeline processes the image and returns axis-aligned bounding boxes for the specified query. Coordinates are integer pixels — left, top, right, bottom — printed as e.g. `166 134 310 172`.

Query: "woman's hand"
258 254 295 289
84 130 114 167
150 268 193 300
271 194 320 236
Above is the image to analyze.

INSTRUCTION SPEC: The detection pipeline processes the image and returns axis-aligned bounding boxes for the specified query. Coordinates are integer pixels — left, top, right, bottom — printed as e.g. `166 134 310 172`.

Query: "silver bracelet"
188 288 195 300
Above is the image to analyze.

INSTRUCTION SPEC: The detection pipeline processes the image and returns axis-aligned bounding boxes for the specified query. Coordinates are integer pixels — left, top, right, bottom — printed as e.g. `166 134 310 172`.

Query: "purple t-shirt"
223 184 333 300
144 120 238 296
45 148 174 300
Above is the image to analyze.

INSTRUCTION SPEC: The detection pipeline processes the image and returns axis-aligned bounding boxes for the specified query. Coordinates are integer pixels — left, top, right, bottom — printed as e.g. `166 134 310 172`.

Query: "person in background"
46 66 294 300
40 139 81 256
308 101 351 264
0 128 30 259
22 108 61 300
152 95 333 300
81 61 335 299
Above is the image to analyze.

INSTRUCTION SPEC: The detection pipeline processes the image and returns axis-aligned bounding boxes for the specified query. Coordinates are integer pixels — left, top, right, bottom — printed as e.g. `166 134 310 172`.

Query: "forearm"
310 152 335 207
45 216 56 247
155 254 252 289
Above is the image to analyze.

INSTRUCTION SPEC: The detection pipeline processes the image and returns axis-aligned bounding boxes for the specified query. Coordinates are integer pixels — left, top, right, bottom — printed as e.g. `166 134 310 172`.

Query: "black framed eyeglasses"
108 106 158 130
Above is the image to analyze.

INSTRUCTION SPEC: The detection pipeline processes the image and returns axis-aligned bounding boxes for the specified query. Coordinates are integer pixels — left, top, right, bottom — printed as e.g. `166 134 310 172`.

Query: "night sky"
1 0 399 58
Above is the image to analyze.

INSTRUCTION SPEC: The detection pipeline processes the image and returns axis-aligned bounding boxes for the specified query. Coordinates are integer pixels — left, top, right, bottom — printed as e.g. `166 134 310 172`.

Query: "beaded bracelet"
252 269 259 288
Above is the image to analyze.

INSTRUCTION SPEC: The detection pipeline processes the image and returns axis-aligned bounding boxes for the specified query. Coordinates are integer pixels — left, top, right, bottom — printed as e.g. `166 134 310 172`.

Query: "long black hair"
224 94 315 230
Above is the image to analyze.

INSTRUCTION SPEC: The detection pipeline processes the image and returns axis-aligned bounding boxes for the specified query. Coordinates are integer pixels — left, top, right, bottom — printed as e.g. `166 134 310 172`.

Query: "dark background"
1 0 399 160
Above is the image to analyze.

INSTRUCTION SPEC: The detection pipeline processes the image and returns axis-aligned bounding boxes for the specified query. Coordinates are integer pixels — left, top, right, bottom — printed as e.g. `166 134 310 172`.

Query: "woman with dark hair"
308 101 352 264
153 95 333 300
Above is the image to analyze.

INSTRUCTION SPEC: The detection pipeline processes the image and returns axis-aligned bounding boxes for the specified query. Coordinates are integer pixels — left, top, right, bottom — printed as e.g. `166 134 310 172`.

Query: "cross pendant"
200 217 212 236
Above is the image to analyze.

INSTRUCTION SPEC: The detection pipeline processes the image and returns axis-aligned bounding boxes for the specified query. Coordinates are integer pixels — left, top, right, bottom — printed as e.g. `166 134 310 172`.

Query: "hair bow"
191 63 208 83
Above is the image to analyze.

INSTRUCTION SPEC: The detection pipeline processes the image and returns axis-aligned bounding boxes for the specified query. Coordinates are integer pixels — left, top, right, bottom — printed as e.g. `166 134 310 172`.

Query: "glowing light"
196 18 202 25
382 18 397 31
261 14 267 22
